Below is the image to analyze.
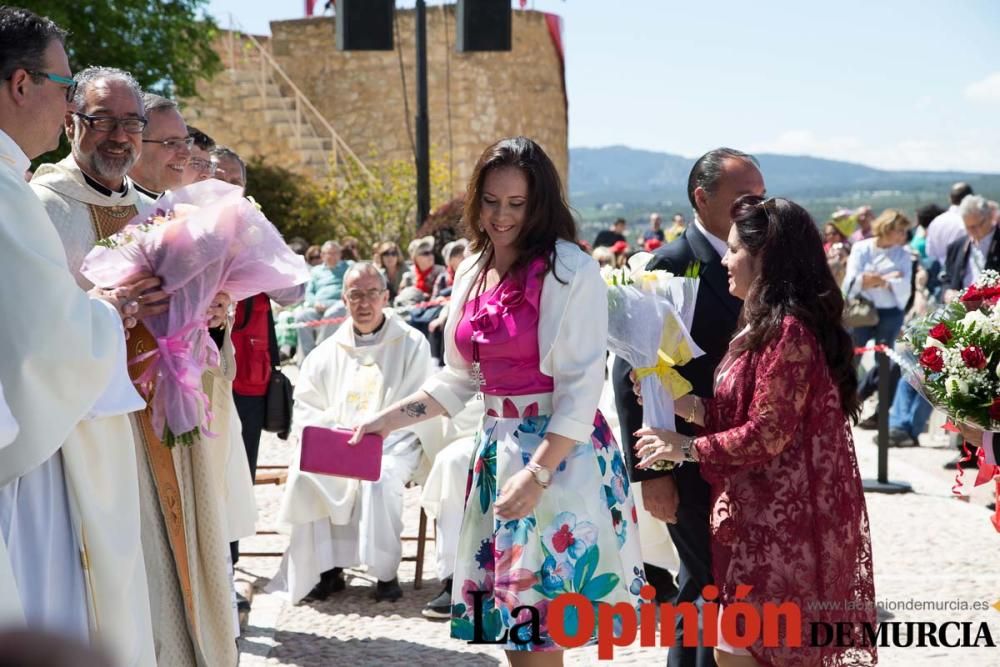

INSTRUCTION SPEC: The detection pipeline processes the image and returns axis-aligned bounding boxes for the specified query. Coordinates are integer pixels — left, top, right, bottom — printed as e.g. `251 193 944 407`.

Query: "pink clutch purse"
299 426 383 481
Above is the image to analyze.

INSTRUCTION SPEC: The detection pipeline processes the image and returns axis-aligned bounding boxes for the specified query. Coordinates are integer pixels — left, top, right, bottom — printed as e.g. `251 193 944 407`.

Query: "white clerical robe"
0 136 135 645
31 158 175 666
274 310 443 601
203 320 258 544
0 381 16 449
420 398 480 581
0 381 18 626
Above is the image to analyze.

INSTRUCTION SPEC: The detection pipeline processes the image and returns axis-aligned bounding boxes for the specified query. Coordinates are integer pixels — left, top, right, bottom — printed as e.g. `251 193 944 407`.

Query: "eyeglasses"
187 157 216 174
345 288 386 304
417 249 434 257
72 111 147 134
142 136 194 151
380 250 400 257
6 70 77 102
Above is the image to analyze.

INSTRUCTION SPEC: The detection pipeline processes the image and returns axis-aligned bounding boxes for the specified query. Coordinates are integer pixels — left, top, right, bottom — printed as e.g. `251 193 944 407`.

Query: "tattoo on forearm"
401 401 427 418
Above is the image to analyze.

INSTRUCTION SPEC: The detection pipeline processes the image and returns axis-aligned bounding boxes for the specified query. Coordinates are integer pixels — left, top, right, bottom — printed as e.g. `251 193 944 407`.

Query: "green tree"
25 1 222 168
25 0 221 98
316 154 453 257
245 157 332 245
244 153 454 253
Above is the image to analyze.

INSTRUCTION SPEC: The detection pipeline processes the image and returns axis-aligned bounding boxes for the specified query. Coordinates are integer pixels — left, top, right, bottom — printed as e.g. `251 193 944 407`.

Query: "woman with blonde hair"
841 209 913 349
841 209 914 422
373 240 405 301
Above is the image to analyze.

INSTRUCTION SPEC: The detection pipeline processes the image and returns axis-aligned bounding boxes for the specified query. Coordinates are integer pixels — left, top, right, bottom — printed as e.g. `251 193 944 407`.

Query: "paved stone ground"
236 394 1000 666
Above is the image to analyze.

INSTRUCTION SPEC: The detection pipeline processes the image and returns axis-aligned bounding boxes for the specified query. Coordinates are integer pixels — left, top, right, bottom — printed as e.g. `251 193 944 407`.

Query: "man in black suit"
612 148 765 667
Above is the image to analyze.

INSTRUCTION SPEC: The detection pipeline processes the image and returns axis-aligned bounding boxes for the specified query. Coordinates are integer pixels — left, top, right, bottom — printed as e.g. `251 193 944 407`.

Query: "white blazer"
421 238 608 444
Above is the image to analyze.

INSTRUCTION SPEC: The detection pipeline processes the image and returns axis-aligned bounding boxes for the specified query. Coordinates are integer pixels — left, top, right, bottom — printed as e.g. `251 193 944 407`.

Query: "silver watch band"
681 437 697 462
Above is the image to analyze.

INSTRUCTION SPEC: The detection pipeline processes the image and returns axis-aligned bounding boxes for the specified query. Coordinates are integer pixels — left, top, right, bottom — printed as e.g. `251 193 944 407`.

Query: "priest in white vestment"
275 263 443 603
0 18 149 661
127 90 258 572
0 381 21 628
33 66 235 666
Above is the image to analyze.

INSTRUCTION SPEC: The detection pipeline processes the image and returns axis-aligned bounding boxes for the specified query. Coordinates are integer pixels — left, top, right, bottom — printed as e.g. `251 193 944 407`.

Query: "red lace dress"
693 316 877 667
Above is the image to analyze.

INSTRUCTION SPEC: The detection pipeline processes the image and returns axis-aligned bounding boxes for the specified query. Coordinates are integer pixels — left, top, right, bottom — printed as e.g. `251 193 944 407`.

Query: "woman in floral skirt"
353 137 644 664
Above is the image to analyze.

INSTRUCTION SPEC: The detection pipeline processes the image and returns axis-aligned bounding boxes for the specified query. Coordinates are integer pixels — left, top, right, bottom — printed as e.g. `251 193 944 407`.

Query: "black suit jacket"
943 230 1000 291
612 224 742 488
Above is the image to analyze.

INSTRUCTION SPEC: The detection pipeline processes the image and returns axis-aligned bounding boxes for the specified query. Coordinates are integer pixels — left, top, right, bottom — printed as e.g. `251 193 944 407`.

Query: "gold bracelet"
687 399 698 424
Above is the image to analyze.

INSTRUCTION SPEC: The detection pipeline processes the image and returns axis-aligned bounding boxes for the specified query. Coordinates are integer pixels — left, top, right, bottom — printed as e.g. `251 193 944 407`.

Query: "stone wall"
183 8 568 195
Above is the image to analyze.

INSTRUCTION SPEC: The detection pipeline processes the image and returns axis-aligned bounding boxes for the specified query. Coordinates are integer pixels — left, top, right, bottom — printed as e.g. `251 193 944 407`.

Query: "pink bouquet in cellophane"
81 179 310 446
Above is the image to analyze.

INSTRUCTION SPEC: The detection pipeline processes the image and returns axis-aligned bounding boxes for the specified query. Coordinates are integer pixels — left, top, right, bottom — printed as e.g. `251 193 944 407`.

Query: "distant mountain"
569 146 1000 216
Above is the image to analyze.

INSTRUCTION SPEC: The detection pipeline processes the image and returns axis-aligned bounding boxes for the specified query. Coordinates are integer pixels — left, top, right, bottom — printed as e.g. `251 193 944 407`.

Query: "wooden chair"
401 506 435 590
245 467 437 592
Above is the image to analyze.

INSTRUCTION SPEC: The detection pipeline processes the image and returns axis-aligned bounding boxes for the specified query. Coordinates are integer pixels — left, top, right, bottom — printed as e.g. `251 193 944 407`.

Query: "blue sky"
205 0 1000 172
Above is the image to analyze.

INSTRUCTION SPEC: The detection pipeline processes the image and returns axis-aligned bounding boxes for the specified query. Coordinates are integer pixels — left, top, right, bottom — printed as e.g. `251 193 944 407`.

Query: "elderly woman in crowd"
823 221 849 252
305 244 322 267
432 238 469 299
841 209 913 346
373 240 405 301
591 245 615 268
841 209 913 422
399 236 446 298
423 239 471 364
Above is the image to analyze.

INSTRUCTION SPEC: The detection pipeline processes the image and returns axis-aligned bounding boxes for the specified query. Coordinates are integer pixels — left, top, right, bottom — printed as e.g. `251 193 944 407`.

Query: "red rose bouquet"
900 270 1000 429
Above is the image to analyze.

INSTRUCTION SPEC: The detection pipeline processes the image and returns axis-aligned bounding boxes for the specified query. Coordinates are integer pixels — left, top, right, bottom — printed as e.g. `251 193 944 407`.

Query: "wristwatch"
525 461 552 488
681 437 698 463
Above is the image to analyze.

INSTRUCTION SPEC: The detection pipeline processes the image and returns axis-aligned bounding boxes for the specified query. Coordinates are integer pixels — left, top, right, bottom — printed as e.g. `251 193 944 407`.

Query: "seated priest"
273 262 442 603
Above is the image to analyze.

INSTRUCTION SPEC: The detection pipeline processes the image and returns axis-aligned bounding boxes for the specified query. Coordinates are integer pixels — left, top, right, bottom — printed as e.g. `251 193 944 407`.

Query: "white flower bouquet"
603 253 703 471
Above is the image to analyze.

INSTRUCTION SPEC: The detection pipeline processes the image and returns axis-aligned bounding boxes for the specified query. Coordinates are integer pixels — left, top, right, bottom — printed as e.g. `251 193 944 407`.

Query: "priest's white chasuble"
274 311 443 601
0 136 133 651
33 157 236 667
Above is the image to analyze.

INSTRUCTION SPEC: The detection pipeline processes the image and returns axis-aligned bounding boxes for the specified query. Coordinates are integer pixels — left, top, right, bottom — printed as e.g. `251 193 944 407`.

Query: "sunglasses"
381 250 400 257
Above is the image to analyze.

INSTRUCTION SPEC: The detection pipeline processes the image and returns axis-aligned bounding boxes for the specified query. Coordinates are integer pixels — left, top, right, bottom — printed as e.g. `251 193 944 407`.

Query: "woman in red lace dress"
634 196 877 667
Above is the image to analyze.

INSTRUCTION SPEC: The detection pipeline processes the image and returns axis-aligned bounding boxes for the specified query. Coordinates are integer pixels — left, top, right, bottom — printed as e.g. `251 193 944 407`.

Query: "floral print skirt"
450 395 645 651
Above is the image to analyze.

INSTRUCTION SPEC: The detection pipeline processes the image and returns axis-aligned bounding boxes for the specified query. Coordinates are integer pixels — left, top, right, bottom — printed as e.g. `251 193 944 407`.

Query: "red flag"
519 0 528 7
305 0 318 16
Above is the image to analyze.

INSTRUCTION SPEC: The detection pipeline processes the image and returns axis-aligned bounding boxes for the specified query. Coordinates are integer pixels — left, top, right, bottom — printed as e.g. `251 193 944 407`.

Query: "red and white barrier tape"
281 296 449 329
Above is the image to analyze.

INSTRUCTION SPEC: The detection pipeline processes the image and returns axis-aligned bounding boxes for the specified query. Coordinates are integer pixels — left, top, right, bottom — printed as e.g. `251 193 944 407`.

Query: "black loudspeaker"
456 0 512 52
335 0 394 51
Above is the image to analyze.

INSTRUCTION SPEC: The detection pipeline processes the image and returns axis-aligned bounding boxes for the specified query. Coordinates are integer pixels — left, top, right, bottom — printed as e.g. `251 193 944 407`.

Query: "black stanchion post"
414 0 430 229
877 348 890 483
863 349 913 494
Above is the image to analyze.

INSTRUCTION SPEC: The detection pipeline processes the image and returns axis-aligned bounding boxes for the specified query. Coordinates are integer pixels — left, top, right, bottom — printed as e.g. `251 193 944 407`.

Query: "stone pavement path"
237 411 1000 666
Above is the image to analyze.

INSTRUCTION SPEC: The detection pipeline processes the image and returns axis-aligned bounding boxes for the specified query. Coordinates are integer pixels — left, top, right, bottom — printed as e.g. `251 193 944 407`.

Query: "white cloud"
749 130 1000 173
965 73 1000 103
748 130 864 160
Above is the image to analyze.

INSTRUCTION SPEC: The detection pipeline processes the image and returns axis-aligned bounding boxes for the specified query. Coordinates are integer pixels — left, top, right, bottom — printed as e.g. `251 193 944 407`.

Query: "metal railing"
223 22 374 182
